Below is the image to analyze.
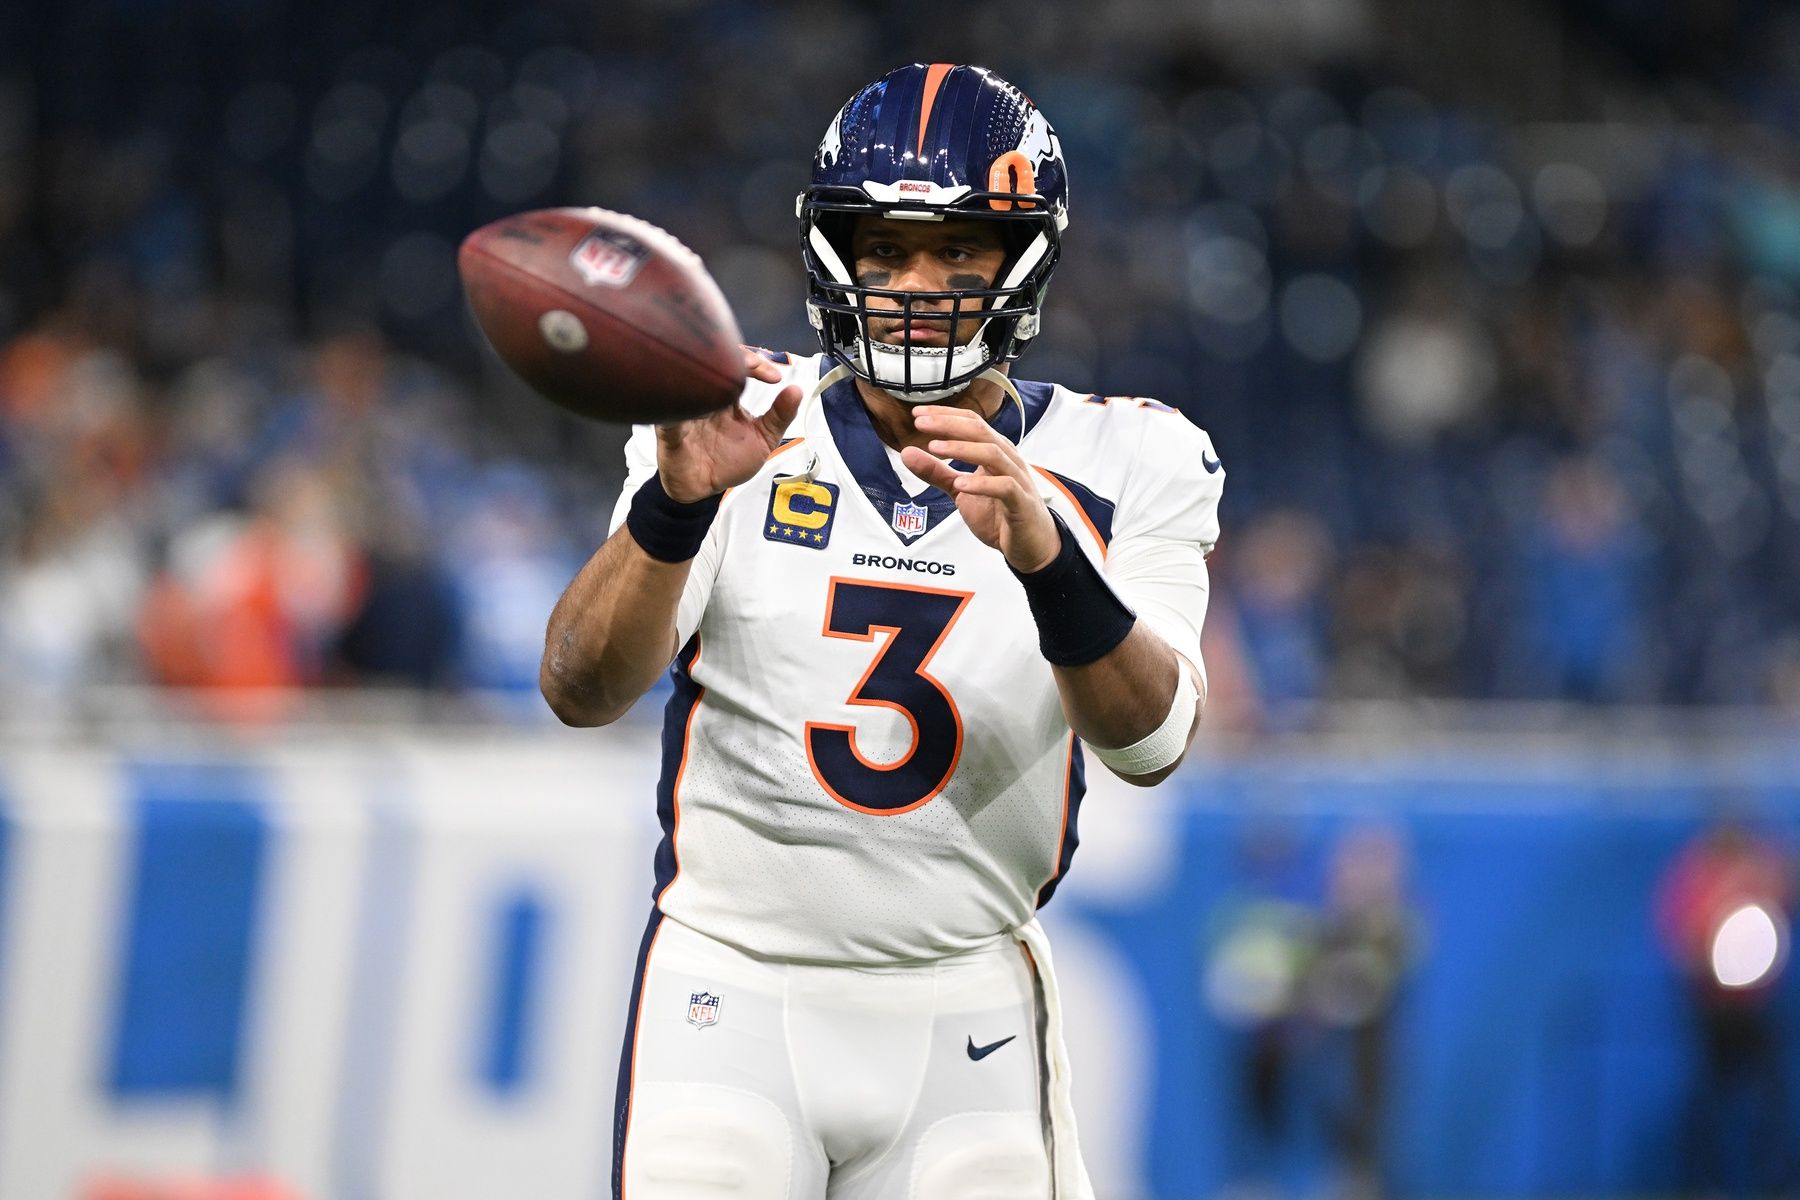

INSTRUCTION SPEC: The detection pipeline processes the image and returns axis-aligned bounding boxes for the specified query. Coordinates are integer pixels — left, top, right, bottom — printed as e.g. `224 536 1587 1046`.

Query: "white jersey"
608 353 1223 964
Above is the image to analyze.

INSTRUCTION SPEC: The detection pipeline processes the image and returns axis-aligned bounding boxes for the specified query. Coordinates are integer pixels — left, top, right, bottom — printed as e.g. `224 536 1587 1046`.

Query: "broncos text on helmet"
799 64 1070 403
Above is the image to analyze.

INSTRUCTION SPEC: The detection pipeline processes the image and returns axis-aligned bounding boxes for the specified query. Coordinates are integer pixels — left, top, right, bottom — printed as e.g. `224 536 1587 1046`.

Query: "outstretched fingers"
741 347 786 384
755 384 804 442
924 437 1015 473
947 471 1028 498
898 444 965 491
914 406 1020 456
903 405 1060 569
915 408 1032 485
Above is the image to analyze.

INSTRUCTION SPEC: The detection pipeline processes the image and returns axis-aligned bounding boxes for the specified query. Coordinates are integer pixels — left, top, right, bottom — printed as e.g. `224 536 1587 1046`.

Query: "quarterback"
543 64 1224 1199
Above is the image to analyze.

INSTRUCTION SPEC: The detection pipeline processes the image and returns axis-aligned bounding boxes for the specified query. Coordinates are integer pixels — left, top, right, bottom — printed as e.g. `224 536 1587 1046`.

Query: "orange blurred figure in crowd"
138 457 365 714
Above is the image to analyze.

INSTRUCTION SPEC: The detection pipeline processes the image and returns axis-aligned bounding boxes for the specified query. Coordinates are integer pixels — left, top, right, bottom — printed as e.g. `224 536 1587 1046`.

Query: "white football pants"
613 913 1081 1199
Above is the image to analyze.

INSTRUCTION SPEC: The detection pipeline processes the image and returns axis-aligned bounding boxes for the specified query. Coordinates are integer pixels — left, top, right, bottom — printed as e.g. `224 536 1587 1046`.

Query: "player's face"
851 217 1007 348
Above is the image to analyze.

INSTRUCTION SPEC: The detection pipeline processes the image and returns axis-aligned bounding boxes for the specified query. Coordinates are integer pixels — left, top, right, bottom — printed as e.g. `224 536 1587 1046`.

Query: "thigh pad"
908 1111 1049 1200
626 1082 794 1199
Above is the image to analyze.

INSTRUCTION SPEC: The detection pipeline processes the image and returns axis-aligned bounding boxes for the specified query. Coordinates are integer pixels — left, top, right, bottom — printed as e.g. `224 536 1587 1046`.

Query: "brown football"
458 207 745 424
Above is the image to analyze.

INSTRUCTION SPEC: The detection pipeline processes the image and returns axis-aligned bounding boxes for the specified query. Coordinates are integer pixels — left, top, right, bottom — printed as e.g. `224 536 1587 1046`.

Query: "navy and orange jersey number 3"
804 579 971 815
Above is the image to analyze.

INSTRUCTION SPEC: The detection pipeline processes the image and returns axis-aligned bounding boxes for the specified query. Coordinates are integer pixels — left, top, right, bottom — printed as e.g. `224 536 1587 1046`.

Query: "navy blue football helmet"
800 64 1069 401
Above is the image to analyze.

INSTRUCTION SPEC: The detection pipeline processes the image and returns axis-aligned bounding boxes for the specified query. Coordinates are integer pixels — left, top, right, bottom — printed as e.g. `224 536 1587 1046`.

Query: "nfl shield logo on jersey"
891 501 928 538
570 228 650 289
687 991 722 1029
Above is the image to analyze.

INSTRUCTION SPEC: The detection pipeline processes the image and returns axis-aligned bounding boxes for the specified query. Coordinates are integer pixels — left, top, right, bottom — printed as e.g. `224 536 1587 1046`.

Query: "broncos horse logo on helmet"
800 64 1070 403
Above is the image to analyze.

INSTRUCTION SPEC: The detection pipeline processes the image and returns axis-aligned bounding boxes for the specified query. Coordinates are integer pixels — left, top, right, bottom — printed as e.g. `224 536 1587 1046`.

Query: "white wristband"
1088 664 1200 776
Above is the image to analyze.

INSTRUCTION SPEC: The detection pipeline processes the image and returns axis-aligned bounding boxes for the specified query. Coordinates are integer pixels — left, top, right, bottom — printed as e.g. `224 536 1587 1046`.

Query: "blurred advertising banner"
1 726 1797 1199
0 734 659 1200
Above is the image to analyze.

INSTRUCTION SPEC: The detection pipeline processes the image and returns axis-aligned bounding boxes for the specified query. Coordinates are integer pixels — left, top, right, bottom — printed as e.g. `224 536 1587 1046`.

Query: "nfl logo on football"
570 229 650 289
891 501 928 538
687 990 722 1029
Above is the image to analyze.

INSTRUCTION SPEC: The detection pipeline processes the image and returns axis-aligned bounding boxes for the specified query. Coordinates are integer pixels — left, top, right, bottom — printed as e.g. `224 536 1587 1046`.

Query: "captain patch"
765 476 839 549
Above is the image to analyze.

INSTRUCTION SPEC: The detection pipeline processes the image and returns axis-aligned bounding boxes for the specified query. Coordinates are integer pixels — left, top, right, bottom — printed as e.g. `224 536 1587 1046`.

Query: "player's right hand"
654 349 803 503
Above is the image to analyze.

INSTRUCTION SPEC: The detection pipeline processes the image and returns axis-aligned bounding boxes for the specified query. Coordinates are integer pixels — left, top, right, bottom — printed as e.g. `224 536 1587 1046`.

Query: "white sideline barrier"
0 730 1155 1200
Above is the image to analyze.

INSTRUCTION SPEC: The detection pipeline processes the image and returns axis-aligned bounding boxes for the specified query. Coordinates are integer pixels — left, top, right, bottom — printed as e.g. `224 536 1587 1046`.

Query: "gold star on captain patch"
768 523 778 534
812 532 824 542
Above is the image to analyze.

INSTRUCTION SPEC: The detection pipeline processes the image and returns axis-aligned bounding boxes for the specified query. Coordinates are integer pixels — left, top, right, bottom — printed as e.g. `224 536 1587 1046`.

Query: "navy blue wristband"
1011 511 1137 666
626 475 721 563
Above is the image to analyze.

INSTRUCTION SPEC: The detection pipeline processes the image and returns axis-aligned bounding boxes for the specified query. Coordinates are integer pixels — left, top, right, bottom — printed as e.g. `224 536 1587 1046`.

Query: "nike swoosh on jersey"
966 1034 1017 1061
1202 453 1221 473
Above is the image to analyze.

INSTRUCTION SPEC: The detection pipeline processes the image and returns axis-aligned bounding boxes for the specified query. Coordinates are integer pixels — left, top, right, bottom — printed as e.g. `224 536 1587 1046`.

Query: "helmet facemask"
801 190 1061 403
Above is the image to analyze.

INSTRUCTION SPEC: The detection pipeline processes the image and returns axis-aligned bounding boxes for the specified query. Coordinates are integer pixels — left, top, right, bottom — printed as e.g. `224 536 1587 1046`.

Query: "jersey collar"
819 373 1055 546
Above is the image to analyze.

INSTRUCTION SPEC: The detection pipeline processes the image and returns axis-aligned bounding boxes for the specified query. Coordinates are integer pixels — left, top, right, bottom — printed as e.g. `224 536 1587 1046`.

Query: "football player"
543 63 1224 1199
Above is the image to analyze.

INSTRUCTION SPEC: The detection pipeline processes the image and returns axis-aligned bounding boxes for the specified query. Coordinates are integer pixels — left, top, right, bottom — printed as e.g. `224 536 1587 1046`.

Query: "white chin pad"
856 337 990 403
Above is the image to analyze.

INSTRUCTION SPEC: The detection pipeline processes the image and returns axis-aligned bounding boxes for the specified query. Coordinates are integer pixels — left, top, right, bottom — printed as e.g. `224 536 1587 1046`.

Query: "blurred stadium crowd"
5 0 1800 723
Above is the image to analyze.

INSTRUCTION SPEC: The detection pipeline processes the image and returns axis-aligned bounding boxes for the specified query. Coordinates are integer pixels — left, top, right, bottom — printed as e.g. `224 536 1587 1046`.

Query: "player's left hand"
902 406 1060 573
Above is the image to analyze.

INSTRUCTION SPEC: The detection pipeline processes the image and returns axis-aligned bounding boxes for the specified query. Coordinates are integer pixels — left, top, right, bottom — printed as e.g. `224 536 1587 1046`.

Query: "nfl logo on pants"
892 501 927 538
687 991 721 1029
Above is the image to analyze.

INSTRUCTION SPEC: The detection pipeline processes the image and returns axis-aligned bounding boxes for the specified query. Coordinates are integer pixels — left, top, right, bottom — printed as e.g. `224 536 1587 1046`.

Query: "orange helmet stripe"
915 63 955 158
